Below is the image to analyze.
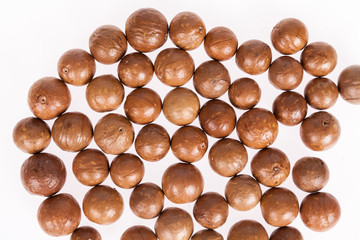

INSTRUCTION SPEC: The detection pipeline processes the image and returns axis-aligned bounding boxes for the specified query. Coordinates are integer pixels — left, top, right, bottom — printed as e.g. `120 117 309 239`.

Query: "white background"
1 0 360 239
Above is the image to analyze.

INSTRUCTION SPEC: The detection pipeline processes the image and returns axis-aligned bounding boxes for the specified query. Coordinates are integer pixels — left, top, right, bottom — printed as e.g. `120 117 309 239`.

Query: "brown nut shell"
272 91 307 126
268 56 303 90
204 26 238 61
225 174 262 211
209 138 248 177
228 77 261 110
72 149 109 186
228 220 268 240
135 123 170 162
82 185 124 225
28 77 71 120
271 18 308 55
169 11 206 50
86 74 124 112
300 192 341 232
13 117 51 154
199 99 236 138
171 125 208 163
110 153 144 189
57 48 96 86
163 87 200 126
117 52 154 88
70 226 102 240
193 192 229 229
154 48 194 86
94 113 134 155
236 108 278 149
162 162 204 204
21 153 66 197
300 111 340 151
155 207 194 240
126 8 168 52
124 87 162 124
338 65 360 104
251 148 290 187
292 157 329 192
37 193 81 237
129 182 164 219
193 60 231 99
300 41 337 77
52 112 93 152
121 225 157 240
270 226 303 240
89 25 127 64
191 229 223 240
260 187 299 227
305 77 338 109
235 39 272 75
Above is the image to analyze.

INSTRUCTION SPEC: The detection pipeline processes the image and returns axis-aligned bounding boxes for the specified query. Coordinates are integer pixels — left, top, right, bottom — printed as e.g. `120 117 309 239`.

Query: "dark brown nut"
228 220 268 240
260 187 299 227
28 77 71 120
171 125 208 163
37 193 81 237
251 148 290 187
193 192 229 229
191 229 223 240
57 49 96 86
110 153 144 189
155 207 194 240
70 226 102 240
209 138 248 177
193 60 231 99
292 157 329 192
270 226 303 240
86 74 124 112
82 185 124 225
272 91 307 126
129 182 164 219
271 18 308 55
21 153 66 197
163 87 200 126
225 174 262 211
204 26 238 61
169 11 206 50
121 225 157 240
305 78 338 109
135 123 170 162
72 149 109 186
235 40 272 75
154 48 195 86
89 25 127 64
301 41 337 77
117 52 154 88
199 99 236 138
236 108 278 149
338 65 360 104
228 77 261 110
300 192 341 232
94 113 134 155
125 8 168 52
13 117 51 154
268 56 303 90
52 112 93 152
162 162 204 204
124 87 162 124
300 111 340 151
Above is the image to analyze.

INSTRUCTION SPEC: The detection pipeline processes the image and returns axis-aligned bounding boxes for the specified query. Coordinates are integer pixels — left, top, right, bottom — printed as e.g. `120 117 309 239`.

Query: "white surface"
1 0 360 239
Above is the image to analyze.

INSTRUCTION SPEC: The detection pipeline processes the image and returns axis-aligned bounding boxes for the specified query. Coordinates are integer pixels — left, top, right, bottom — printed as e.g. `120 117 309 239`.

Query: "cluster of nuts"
13 8 360 240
